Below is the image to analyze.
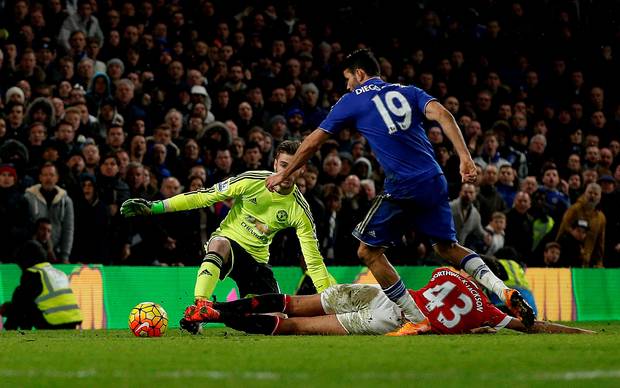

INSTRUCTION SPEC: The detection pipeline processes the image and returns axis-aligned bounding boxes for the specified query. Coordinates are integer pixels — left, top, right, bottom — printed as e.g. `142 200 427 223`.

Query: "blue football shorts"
352 174 457 248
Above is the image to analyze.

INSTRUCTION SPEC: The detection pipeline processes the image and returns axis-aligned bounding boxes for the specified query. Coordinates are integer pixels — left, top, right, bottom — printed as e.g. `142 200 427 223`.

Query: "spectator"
474 131 510 170
496 164 518 209
484 212 506 256
361 179 376 201
557 219 591 267
539 165 570 223
598 175 620 267
531 242 563 268
0 240 82 330
504 191 534 260
450 183 486 247
0 164 31 261
527 134 548 178
71 173 108 262
0 0 617 265
556 183 606 267
476 164 507 224
530 189 557 259
24 163 74 262
239 141 262 172
320 183 345 263
57 0 103 53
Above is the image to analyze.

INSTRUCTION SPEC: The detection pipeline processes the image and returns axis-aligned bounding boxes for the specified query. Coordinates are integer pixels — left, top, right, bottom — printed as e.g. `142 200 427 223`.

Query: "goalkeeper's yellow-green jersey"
163 170 334 292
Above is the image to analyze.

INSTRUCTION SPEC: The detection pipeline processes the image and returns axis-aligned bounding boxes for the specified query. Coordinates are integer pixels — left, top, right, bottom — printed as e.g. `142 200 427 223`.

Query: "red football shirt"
410 268 511 334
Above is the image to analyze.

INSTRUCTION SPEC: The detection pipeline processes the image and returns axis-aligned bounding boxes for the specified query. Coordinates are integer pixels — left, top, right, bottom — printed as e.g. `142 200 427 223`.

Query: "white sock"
462 254 508 302
396 292 427 322
383 279 426 322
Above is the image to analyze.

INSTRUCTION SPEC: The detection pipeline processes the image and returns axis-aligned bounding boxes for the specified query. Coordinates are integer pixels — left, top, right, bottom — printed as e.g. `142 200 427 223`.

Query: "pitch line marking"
2 369 620 381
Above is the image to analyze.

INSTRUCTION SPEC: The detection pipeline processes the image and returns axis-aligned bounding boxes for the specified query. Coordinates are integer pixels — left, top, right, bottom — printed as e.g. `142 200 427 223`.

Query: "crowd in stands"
0 0 618 268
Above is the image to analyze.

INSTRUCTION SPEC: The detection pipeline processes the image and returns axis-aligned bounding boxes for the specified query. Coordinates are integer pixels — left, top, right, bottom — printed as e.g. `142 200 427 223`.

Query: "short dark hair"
35 217 52 228
244 141 261 152
275 140 300 158
40 161 57 174
342 49 380 76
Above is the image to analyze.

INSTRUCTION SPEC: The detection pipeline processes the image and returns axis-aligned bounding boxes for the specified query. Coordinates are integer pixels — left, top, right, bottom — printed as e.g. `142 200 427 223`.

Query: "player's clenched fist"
120 198 154 216
460 158 478 183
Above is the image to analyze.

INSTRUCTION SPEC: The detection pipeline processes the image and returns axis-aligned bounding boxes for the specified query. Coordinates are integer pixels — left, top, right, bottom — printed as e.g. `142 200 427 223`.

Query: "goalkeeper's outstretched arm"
120 174 255 217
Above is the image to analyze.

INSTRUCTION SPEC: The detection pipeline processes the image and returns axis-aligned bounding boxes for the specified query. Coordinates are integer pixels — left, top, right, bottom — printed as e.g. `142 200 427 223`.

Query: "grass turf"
1 322 619 387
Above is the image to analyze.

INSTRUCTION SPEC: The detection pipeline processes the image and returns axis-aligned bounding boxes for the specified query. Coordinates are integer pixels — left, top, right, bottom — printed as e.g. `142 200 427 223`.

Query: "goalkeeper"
121 141 335 333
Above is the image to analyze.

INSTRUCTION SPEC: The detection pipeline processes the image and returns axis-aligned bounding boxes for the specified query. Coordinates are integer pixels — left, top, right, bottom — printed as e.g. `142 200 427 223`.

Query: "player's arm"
506 318 596 334
425 100 477 183
293 203 336 293
120 174 254 216
266 129 330 191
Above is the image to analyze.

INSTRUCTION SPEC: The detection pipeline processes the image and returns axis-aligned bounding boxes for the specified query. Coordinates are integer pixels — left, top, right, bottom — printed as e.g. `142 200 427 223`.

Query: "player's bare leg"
274 315 348 335
434 241 535 326
357 243 429 332
506 318 596 334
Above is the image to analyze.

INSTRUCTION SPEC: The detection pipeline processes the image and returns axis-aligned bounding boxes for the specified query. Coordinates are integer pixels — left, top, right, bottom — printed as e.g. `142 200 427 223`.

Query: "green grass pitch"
1 322 619 387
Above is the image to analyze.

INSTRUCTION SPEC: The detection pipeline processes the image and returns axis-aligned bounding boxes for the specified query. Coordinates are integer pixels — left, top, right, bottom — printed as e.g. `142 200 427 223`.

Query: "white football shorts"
320 284 404 335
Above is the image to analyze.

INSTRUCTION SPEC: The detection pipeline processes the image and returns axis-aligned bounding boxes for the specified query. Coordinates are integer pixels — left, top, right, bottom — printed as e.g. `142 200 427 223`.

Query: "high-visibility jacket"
27 262 83 325
498 259 530 289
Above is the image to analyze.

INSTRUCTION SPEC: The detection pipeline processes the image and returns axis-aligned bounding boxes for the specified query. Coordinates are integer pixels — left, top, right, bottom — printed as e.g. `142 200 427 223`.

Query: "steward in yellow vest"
1 241 82 330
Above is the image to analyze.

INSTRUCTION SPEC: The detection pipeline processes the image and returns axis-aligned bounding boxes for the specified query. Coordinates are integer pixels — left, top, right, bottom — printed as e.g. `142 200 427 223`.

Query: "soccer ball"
128 302 168 337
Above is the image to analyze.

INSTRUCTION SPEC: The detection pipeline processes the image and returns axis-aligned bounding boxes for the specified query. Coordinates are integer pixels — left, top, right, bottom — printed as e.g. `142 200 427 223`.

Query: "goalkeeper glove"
120 198 166 216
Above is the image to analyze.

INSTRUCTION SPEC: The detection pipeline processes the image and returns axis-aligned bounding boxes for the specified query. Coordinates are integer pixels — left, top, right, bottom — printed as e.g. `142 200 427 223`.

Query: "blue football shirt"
319 78 442 197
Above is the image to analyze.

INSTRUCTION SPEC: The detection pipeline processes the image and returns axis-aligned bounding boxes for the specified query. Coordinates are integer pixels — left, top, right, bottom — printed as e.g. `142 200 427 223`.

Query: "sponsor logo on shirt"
217 180 229 192
242 215 270 243
276 209 288 223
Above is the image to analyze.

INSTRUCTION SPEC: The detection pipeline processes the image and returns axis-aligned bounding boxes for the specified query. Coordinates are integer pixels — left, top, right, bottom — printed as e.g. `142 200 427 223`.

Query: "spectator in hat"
190 85 215 120
97 97 124 135
0 163 31 261
0 138 34 190
106 58 125 83
5 86 26 105
24 163 74 263
25 97 56 130
537 242 563 267
556 183 606 267
86 72 112 116
268 114 288 146
598 174 617 194
557 218 591 267
286 107 305 140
